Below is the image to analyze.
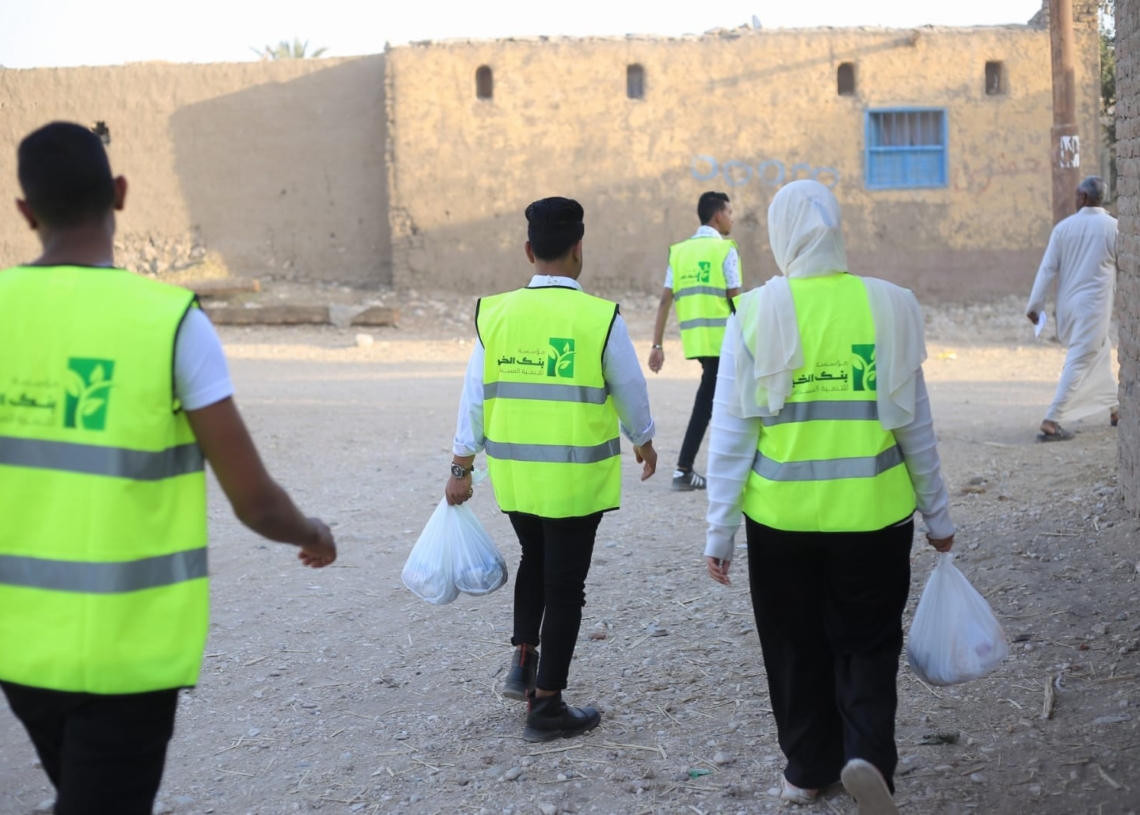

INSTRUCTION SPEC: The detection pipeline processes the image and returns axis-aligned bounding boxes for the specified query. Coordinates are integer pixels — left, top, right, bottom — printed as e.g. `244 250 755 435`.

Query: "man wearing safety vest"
0 122 337 815
648 191 741 491
704 181 954 815
445 197 657 742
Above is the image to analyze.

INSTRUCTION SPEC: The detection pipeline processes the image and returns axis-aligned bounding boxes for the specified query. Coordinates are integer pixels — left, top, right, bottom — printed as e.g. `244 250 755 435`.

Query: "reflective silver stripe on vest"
0 437 204 481
761 401 880 427
752 446 904 482
0 548 208 594
673 286 727 299
484 381 610 405
485 437 621 464
678 317 728 330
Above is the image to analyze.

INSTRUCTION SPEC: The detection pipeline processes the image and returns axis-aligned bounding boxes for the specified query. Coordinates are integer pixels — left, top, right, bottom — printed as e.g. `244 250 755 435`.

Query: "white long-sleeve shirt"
453 275 656 456
664 225 741 290
704 314 954 562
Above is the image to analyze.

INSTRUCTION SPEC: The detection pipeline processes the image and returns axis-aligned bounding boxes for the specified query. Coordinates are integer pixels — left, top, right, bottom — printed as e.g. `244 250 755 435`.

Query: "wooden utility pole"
1050 0 1081 224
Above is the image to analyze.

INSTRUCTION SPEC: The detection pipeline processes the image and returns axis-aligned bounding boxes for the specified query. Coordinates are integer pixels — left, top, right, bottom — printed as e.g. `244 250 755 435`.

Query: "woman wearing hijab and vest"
445 197 658 742
703 181 955 814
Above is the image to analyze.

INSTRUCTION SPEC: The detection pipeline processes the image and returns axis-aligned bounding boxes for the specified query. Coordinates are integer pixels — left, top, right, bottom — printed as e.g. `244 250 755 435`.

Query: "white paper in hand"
1034 312 1047 339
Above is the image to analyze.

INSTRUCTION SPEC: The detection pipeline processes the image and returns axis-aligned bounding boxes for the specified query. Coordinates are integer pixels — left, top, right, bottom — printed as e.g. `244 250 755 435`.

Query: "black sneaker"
501 644 538 701
671 469 707 491
522 690 601 743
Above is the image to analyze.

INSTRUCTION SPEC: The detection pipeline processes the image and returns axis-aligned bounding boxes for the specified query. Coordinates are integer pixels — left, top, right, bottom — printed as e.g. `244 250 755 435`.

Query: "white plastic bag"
401 472 507 604
906 553 1009 686
401 499 460 605
451 502 508 596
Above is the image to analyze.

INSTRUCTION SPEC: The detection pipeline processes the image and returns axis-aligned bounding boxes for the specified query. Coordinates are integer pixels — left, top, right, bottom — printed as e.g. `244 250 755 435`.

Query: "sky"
0 0 1048 69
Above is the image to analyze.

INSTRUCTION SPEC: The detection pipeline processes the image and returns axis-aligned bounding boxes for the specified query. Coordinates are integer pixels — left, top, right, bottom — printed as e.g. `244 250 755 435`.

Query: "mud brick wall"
1117 0 1140 511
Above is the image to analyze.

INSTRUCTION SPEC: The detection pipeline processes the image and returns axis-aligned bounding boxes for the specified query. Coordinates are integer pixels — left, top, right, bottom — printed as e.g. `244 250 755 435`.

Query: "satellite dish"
752 14 762 29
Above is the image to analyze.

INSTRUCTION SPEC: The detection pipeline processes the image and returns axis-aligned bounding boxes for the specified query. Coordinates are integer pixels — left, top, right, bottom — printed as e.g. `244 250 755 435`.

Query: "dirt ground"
2 293 1139 815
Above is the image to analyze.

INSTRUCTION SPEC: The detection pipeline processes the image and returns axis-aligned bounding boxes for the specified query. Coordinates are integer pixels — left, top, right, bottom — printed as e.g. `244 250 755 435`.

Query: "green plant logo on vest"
678 261 713 286
64 358 115 430
547 338 575 379
851 345 877 392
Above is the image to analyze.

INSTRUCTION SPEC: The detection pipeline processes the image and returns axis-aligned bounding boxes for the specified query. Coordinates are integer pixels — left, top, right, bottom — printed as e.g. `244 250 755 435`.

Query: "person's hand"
707 556 732 585
299 518 337 568
648 347 665 374
1026 311 1039 326
445 473 473 506
928 534 954 553
634 440 657 481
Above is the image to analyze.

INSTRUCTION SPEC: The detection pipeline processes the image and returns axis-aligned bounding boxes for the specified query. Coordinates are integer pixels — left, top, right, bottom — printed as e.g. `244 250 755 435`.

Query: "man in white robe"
1026 176 1119 441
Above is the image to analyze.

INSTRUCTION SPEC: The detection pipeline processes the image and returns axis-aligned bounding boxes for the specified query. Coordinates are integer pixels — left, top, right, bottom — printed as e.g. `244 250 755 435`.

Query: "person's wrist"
299 517 321 548
652 343 663 349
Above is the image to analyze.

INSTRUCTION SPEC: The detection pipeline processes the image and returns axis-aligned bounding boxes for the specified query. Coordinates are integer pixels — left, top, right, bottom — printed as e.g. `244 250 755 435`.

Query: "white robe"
1027 207 1119 424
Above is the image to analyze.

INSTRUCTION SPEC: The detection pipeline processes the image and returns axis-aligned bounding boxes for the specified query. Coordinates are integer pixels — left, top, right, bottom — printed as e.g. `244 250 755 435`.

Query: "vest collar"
527 274 583 292
691 225 723 240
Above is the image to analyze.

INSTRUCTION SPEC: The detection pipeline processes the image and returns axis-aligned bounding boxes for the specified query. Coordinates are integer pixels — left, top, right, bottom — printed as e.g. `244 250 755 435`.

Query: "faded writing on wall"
691 155 840 189
952 155 1043 194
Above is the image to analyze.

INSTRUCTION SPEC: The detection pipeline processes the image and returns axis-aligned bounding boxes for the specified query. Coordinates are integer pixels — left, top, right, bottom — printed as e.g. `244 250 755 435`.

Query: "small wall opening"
476 66 493 100
837 63 856 96
985 61 1005 95
627 64 645 100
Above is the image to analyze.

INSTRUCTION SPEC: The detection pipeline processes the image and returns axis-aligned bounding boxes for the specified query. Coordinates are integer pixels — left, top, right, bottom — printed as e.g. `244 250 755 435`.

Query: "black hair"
698 191 730 225
525 197 585 260
17 122 116 228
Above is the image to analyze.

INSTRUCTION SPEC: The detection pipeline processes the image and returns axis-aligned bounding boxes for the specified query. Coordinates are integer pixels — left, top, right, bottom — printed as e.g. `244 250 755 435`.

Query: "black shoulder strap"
171 294 200 415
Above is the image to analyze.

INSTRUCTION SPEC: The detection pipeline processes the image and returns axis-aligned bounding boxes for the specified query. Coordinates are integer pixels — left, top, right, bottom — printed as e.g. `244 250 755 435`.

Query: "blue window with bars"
865 108 948 189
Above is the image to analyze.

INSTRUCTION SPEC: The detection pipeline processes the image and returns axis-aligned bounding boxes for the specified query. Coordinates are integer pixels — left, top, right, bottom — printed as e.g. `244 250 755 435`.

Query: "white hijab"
730 180 926 430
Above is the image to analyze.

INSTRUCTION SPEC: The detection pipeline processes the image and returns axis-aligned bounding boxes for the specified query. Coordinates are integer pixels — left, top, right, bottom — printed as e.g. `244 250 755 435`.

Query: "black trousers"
677 356 719 471
1 681 179 815
508 511 602 693
744 516 914 792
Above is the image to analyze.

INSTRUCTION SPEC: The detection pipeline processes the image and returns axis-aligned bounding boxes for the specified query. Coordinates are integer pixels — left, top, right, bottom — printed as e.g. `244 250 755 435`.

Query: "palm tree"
252 38 328 60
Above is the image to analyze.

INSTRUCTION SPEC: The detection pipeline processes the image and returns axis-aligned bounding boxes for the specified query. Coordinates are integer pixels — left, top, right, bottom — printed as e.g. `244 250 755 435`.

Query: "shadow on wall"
393 173 1041 305
169 56 391 286
391 170 789 298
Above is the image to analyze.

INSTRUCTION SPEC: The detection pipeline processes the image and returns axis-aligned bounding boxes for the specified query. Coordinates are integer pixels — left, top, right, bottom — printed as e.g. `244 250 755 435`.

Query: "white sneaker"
779 775 818 805
841 759 898 815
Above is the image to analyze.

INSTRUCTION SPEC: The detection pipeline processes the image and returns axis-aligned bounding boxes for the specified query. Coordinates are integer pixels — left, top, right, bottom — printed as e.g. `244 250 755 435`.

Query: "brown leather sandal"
1037 424 1075 442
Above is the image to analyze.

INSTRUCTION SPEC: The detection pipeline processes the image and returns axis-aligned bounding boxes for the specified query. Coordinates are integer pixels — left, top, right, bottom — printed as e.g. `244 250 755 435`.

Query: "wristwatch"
451 463 473 478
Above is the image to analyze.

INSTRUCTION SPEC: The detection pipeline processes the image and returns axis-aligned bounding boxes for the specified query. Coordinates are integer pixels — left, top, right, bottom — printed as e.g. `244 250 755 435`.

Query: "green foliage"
252 38 328 60
1101 0 1115 110
1100 0 1116 197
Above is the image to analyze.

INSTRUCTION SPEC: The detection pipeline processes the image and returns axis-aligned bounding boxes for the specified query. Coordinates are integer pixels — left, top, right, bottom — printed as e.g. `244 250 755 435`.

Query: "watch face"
451 464 467 478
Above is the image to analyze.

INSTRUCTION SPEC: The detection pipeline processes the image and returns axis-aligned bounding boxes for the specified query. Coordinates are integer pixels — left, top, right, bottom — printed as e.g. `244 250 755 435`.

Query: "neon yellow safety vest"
0 266 208 694
741 274 916 532
669 237 739 359
477 286 622 518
